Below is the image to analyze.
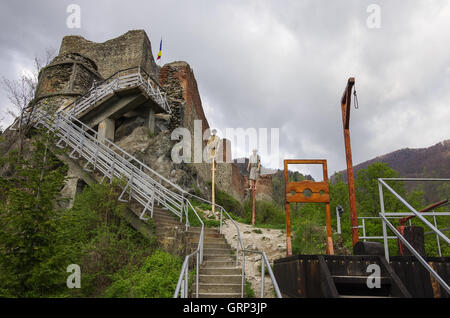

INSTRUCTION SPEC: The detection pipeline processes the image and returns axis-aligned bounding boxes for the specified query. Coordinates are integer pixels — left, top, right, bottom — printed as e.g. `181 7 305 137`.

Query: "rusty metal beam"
399 199 448 225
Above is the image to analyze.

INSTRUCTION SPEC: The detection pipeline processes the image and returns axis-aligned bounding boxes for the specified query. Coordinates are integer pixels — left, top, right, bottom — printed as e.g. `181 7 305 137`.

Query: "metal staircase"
63 66 171 117
26 67 281 298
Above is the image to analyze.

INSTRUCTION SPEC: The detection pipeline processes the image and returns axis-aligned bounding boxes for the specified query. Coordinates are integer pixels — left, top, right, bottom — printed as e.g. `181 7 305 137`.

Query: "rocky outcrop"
115 126 209 195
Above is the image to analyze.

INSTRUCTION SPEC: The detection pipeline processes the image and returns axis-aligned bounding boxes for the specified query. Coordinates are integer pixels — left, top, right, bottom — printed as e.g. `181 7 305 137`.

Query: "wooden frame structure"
284 159 334 256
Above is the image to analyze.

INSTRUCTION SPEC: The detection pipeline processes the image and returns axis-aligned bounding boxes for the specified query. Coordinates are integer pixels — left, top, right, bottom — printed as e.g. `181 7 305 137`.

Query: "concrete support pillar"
98 118 115 142
147 107 155 135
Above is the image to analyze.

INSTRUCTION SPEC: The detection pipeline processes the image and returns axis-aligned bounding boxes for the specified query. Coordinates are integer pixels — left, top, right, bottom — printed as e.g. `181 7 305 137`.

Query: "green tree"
0 128 67 296
355 162 407 215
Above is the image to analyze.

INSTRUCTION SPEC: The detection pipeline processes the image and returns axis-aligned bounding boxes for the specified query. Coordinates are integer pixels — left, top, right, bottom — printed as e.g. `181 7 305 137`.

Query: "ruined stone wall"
158 61 209 134
35 53 101 103
59 30 157 79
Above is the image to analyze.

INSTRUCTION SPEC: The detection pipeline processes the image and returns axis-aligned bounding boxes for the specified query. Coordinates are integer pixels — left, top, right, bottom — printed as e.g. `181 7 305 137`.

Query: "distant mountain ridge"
332 139 450 202
333 140 449 179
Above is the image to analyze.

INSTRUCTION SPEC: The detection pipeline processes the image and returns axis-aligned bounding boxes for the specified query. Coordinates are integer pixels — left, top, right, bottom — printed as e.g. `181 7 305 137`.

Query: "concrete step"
190 238 228 245
199 275 242 284
198 293 241 298
187 232 225 239
203 248 232 256
153 219 183 226
188 227 220 234
202 260 237 268
152 214 180 222
191 243 229 249
200 267 241 275
203 255 235 261
195 283 242 294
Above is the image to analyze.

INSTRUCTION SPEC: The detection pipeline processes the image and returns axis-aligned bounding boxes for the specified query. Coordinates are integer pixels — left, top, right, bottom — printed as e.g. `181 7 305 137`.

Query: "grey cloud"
0 0 449 179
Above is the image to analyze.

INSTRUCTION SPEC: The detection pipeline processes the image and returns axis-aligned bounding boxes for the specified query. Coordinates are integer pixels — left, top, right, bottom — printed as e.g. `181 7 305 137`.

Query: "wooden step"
332 275 391 284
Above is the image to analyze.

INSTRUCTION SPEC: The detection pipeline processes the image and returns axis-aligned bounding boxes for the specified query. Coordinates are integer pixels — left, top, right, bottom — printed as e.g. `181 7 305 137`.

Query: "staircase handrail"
378 177 450 295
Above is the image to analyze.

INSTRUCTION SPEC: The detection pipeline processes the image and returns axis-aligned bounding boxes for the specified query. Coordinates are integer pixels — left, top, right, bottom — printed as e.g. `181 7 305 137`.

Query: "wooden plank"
318 256 339 298
285 159 327 165
286 192 330 203
286 181 329 194
297 259 306 298
378 256 411 298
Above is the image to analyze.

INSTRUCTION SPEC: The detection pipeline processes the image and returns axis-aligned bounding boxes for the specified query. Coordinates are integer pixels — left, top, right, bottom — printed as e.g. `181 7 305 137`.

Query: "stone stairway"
152 207 243 298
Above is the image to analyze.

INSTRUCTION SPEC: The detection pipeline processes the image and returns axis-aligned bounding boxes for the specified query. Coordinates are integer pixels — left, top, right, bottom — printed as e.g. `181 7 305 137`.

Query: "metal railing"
174 200 204 298
62 66 171 117
32 109 204 298
356 214 450 257
239 249 282 298
378 178 450 294
175 193 282 298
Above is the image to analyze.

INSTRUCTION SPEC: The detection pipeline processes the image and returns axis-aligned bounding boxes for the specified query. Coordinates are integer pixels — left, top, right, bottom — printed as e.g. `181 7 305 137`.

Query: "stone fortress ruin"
33 29 273 204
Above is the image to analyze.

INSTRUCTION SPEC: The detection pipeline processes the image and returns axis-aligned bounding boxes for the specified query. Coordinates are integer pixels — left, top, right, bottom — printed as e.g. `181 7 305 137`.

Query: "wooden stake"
285 202 292 256
212 159 215 213
341 77 359 246
252 183 256 225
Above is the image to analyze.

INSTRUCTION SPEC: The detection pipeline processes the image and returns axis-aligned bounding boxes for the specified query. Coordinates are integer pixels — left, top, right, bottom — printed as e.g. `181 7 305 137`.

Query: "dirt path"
220 219 286 298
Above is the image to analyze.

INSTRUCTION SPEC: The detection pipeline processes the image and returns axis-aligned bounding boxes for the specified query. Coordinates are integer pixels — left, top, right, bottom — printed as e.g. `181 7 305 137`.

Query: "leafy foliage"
0 129 68 297
104 250 182 298
215 189 244 217
0 134 159 297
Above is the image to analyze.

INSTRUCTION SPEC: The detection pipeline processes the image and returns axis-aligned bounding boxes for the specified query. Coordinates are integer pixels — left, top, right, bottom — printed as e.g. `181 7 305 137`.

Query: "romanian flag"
157 38 162 60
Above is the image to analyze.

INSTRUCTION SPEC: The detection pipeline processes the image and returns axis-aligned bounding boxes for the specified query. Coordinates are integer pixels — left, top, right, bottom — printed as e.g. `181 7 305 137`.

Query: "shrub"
243 200 285 227
216 189 244 217
104 250 182 298
245 279 255 298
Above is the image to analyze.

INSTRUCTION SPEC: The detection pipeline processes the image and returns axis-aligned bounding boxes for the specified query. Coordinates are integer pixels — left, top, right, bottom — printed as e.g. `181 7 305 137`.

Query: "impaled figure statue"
247 149 261 190
206 129 220 161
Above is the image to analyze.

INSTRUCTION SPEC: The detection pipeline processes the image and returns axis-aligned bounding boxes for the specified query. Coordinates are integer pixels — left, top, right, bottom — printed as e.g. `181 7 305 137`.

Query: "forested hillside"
333 140 450 202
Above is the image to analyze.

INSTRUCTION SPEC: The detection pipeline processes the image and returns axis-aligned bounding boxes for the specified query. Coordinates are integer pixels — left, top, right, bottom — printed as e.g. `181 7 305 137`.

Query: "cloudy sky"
1 0 449 179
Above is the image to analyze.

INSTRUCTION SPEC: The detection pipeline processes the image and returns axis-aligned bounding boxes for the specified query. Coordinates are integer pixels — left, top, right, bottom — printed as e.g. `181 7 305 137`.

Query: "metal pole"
184 266 188 298
241 251 245 298
336 207 341 235
196 252 199 298
378 181 390 262
261 256 265 298
362 219 366 242
433 213 442 257
219 208 223 234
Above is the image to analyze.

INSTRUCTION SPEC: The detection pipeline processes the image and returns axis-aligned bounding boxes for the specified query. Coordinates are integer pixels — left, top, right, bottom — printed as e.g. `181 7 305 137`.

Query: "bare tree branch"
0 48 56 153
